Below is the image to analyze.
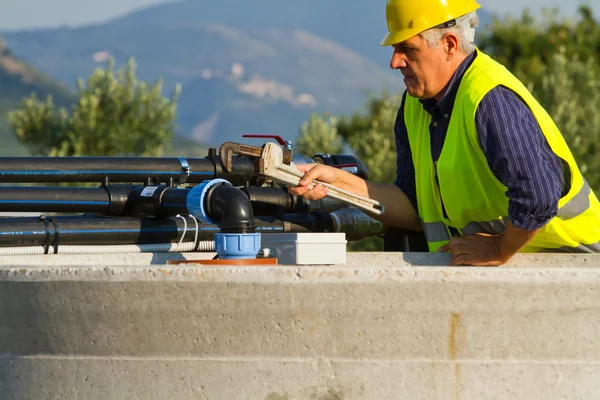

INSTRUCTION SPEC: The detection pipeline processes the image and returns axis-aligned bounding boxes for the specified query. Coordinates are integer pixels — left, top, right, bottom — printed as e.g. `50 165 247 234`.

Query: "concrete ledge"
1 251 600 267
2 253 600 399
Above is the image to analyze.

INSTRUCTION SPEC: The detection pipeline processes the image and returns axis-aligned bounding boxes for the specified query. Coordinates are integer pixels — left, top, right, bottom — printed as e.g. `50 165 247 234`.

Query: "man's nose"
390 51 407 70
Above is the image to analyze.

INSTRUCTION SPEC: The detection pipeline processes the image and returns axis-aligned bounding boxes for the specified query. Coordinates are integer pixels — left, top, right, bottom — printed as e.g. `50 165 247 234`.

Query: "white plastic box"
260 232 347 265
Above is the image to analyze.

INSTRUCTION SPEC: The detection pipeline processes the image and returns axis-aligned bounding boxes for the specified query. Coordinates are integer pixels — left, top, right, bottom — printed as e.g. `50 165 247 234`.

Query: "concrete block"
1 253 600 399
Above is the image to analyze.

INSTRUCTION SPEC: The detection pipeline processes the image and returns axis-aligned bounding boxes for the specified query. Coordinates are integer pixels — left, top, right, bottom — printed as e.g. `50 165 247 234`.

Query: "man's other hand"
437 234 509 266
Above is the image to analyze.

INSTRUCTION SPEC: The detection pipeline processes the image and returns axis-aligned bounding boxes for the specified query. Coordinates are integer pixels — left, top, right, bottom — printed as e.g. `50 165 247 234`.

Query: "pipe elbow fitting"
186 179 260 259
186 179 256 233
208 183 256 234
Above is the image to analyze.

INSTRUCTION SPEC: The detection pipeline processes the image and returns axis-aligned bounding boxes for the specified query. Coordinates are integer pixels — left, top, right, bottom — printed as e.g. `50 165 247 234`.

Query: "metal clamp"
39 215 60 254
177 157 191 185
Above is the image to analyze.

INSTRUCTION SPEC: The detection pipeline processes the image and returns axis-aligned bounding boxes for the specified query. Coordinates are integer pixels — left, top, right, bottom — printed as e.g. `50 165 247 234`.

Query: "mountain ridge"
1 1 493 149
0 37 75 155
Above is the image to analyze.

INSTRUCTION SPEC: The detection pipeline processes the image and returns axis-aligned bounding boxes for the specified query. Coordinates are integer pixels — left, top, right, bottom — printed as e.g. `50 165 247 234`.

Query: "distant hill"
105 0 493 68
0 37 75 156
1 1 493 148
2 25 400 147
0 37 210 157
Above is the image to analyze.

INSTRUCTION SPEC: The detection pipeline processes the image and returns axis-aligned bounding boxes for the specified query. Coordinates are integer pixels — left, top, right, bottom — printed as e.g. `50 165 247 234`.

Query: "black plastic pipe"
0 185 360 228
0 215 215 248
0 185 186 217
312 153 369 180
0 207 385 248
128 185 186 217
0 155 257 186
254 212 334 234
0 186 111 213
0 213 338 248
0 185 306 218
0 184 214 218
240 186 307 216
0 184 384 241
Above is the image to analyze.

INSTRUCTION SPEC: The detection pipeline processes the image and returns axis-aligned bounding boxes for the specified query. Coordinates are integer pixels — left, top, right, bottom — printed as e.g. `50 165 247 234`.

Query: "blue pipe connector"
187 179 261 259
214 233 261 259
186 178 231 225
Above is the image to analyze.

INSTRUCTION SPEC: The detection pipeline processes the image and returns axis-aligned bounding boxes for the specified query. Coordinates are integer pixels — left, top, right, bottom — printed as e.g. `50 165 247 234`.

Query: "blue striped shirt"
393 51 565 231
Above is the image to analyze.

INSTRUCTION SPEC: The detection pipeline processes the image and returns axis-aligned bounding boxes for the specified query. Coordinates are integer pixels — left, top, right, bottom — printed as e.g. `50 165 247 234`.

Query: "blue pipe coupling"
187 179 261 259
214 233 261 259
185 178 231 225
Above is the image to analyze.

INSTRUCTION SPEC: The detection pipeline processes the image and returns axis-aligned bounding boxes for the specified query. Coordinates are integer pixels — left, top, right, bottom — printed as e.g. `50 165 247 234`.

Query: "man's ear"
442 33 460 58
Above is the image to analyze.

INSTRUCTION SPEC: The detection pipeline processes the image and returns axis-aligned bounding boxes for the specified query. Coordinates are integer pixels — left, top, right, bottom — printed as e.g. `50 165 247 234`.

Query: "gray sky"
1 0 599 30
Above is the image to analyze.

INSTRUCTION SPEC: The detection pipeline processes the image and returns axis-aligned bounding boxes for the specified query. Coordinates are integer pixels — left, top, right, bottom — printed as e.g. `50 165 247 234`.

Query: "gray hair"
419 11 479 54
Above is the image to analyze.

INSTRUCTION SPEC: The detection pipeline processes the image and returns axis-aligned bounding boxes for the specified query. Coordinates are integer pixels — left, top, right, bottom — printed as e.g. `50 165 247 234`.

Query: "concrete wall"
1 252 600 399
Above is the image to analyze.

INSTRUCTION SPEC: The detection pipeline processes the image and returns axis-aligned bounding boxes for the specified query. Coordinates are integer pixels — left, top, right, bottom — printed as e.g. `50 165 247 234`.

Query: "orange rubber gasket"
167 258 279 266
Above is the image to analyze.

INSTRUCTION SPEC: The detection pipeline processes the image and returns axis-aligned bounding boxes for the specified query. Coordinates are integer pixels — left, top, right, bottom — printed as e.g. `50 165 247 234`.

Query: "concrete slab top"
0 250 600 268
1 252 600 283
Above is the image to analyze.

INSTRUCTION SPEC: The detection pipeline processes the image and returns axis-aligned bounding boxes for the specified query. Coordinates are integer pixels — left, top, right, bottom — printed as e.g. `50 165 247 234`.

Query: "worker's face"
389 34 450 100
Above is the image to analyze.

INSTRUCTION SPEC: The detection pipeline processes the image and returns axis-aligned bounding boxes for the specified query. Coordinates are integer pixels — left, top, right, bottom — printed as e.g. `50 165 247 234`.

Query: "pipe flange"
186 179 231 225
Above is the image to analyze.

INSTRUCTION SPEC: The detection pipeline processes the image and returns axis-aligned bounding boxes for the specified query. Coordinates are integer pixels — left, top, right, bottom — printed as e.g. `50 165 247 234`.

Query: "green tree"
296 94 401 185
9 58 180 156
535 47 600 187
294 112 344 156
479 7 600 89
337 94 401 184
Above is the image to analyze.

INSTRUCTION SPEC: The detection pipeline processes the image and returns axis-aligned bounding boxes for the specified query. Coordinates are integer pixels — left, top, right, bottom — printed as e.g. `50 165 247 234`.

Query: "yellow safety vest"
404 49 600 253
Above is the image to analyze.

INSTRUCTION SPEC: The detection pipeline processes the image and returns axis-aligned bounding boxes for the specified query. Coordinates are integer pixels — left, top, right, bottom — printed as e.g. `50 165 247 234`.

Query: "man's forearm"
302 167 421 231
365 182 422 231
330 172 419 231
321 169 421 231
498 220 540 262
331 170 539 250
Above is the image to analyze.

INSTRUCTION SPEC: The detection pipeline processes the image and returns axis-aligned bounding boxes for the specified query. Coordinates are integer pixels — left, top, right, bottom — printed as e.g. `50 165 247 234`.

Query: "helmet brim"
380 28 422 47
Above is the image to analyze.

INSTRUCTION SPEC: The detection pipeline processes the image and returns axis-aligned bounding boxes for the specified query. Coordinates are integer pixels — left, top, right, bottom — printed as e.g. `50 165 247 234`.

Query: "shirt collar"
420 50 477 115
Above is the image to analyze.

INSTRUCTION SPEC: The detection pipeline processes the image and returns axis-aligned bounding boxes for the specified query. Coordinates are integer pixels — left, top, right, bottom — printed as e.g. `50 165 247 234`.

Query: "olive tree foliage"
295 93 402 184
534 48 600 188
295 112 344 156
9 58 180 156
337 94 401 184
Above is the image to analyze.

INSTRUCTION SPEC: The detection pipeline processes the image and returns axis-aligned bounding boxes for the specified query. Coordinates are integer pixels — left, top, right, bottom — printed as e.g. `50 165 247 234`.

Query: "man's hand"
437 221 540 266
437 234 508 266
288 164 341 200
288 163 422 231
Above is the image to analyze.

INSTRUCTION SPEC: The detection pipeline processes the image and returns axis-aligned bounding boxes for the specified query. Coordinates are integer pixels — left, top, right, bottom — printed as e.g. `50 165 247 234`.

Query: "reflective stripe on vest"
557 180 591 220
423 217 508 242
424 178 591 242
542 241 600 253
422 221 450 242
461 218 509 235
424 218 600 252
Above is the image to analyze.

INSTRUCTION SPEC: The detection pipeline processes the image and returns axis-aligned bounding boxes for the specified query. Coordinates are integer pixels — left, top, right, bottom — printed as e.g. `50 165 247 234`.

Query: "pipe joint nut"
186 179 232 225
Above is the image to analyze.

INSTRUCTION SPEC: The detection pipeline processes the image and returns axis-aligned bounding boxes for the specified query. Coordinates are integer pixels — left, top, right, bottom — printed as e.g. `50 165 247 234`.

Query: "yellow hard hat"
380 0 481 46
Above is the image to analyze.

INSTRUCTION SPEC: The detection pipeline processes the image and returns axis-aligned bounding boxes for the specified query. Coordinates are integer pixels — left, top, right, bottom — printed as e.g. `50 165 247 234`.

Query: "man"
288 0 600 266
